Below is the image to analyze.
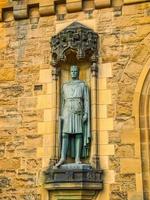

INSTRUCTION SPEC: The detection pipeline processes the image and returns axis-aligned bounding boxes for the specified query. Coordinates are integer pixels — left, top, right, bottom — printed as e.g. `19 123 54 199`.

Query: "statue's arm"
83 84 89 122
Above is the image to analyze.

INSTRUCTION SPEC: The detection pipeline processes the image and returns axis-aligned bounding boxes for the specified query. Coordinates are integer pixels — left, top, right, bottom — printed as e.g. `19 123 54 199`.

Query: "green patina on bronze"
55 65 91 167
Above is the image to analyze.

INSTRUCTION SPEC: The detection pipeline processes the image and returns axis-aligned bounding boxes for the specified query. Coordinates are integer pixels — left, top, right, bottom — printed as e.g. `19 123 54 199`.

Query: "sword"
58 116 63 157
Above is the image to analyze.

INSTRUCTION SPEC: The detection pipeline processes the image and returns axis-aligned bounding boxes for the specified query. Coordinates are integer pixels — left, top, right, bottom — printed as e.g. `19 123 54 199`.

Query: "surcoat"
61 80 88 134
60 79 91 158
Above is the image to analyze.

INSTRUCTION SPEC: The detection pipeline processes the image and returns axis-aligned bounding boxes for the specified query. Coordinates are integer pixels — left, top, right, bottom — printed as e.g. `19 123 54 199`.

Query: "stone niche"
43 22 103 200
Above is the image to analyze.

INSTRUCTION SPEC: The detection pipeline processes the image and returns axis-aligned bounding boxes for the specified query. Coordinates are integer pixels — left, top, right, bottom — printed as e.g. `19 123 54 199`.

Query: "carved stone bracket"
50 22 99 76
43 164 103 198
44 166 103 185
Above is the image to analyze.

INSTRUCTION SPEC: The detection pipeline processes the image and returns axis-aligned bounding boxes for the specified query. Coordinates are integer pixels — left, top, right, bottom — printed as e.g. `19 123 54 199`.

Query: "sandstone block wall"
0 0 150 200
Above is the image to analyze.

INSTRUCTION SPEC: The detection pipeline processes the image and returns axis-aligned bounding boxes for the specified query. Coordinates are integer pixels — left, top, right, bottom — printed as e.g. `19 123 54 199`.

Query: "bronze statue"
55 65 91 167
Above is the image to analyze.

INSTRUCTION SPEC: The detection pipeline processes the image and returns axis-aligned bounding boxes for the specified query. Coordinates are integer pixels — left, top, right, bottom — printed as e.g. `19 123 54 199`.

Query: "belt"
65 97 82 100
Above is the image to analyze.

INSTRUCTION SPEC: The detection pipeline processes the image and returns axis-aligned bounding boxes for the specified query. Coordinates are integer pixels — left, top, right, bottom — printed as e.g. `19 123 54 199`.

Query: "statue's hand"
83 113 88 123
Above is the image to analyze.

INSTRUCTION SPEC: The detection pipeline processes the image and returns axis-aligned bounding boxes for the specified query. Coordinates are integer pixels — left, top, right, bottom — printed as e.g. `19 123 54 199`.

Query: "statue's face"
70 66 79 79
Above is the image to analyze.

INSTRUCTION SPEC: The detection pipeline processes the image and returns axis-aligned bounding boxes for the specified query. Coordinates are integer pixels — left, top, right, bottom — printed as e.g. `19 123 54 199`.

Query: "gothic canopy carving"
50 22 99 66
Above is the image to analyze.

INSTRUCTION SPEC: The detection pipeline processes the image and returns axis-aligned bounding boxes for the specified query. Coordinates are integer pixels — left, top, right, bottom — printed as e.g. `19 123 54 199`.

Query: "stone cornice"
0 0 149 22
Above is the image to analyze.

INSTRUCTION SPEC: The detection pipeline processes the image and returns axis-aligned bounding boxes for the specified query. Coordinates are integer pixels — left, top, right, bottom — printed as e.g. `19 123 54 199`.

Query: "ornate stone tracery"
50 22 99 75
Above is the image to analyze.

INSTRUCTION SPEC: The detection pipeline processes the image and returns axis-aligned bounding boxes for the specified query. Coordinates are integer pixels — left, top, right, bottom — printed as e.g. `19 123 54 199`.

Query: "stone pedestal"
43 164 103 200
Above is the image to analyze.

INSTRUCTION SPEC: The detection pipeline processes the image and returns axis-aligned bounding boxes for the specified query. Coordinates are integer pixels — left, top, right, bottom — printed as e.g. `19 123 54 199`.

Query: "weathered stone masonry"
0 0 150 200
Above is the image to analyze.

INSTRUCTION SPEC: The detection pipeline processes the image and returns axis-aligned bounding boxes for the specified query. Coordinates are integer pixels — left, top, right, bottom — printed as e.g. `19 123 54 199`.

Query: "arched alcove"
57 52 91 164
49 21 100 169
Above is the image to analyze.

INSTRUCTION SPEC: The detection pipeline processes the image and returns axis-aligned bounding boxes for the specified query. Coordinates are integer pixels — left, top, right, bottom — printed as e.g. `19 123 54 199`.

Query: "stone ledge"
43 164 103 189
44 182 103 190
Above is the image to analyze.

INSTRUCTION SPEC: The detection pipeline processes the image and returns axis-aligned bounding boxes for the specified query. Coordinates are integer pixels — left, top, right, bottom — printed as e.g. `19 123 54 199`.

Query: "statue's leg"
55 133 68 167
75 134 82 164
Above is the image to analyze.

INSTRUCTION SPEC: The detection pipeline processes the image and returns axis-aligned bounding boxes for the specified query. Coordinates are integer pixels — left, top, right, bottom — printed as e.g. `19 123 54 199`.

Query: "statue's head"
70 65 79 80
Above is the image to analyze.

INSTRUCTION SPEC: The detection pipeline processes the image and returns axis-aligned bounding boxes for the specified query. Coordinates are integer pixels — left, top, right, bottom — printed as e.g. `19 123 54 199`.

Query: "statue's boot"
55 133 69 167
75 134 82 164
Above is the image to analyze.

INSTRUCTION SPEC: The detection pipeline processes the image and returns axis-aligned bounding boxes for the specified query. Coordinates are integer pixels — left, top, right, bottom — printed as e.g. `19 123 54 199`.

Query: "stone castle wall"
0 0 150 200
